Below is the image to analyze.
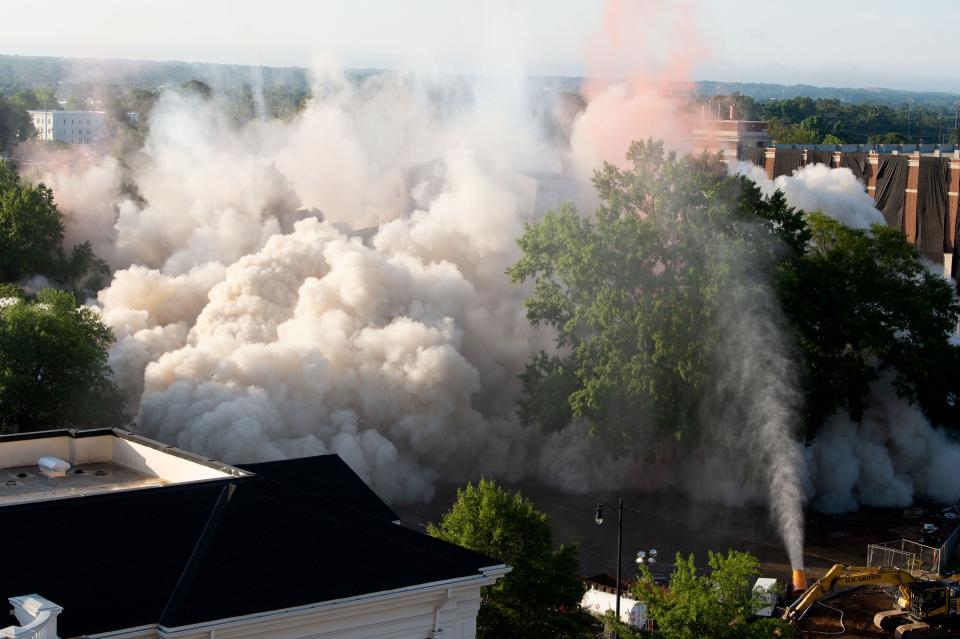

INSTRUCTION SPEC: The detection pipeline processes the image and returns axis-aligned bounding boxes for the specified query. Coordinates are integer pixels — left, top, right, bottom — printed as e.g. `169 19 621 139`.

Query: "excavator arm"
782 564 915 624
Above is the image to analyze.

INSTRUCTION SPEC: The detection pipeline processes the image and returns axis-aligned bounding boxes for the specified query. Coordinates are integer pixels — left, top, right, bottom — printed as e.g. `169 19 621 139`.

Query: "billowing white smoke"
20 148 125 269
714 284 807 569
728 161 884 229
27 65 958 543
675 237 808 569
33 71 638 503
809 373 960 514
728 161 960 516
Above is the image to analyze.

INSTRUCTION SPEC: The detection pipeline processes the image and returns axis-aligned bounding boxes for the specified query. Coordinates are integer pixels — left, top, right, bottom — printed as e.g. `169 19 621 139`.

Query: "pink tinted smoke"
571 0 704 173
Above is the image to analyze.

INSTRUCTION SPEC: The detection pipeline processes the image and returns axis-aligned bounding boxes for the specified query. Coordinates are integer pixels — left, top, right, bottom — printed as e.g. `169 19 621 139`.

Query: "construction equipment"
781 563 960 638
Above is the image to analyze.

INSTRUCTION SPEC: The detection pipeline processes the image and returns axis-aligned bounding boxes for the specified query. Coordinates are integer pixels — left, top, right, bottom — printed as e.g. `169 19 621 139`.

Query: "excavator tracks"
873 611 960 638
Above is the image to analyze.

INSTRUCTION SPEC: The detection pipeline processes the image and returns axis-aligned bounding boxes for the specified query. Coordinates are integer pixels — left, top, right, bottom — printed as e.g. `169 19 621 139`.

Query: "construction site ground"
395 481 959 638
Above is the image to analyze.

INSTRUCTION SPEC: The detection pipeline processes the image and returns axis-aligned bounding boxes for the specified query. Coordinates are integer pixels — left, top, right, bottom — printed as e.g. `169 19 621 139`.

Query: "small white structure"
36 456 70 478
753 578 779 617
581 576 650 629
28 110 106 144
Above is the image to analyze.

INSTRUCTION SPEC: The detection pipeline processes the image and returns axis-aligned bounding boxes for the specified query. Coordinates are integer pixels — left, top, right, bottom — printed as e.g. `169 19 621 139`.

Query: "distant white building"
28 110 106 144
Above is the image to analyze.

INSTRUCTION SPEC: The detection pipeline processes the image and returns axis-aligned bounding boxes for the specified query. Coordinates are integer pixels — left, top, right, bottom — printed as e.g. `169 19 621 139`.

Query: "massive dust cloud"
727 159 960 517
17 0 960 574
809 373 960 514
39 74 610 503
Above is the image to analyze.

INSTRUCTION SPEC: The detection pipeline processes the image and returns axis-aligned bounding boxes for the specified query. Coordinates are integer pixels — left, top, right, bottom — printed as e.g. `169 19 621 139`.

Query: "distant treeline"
696 80 960 108
0 53 311 94
2 53 959 147
703 93 960 145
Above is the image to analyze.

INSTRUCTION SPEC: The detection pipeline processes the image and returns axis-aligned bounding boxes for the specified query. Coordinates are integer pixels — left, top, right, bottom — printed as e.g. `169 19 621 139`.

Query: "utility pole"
595 499 624 638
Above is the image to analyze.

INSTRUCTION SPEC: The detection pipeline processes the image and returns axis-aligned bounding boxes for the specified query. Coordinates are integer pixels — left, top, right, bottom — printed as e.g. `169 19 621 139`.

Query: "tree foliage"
718 93 956 145
0 287 128 433
767 119 822 145
0 161 108 294
0 94 35 154
508 141 805 446
778 213 960 429
511 140 960 445
427 479 598 638
616 550 796 639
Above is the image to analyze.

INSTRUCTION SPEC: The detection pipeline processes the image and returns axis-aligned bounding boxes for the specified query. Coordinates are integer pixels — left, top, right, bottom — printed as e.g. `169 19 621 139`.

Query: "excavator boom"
782 564 915 623
784 564 960 637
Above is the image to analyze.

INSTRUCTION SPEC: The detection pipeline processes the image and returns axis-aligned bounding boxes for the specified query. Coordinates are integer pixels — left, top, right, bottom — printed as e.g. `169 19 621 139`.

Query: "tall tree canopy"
0 286 128 433
0 161 108 294
715 93 956 145
428 480 597 639
508 141 805 446
779 213 960 429
0 94 35 154
607 550 796 639
510 140 960 448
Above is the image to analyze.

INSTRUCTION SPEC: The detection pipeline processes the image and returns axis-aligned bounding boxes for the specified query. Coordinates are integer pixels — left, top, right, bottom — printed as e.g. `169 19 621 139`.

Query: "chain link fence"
867 539 942 576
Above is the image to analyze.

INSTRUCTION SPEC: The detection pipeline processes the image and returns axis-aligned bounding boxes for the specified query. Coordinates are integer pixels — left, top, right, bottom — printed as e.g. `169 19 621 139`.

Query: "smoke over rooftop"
17 1 959 579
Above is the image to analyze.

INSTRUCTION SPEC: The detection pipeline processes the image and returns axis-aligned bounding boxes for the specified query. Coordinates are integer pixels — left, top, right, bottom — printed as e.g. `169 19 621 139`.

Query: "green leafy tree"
0 94 35 153
778 213 960 430
621 550 796 639
508 141 805 447
768 119 820 144
821 133 843 145
511 139 960 446
869 132 908 144
427 480 598 639
11 89 40 111
0 160 66 280
63 96 84 111
179 79 213 100
0 161 109 294
0 287 128 433
693 94 960 145
33 87 60 110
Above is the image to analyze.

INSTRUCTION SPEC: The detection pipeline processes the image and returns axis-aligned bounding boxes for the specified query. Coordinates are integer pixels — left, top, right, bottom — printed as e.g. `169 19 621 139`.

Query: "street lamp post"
595 499 623 635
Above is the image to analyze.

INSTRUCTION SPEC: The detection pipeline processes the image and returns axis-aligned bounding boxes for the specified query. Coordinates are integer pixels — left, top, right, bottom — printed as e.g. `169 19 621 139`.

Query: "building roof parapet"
771 143 958 157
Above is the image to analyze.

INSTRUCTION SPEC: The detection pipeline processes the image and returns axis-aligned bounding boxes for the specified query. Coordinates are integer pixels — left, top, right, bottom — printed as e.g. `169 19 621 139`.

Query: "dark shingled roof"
0 454 499 638
238 455 399 522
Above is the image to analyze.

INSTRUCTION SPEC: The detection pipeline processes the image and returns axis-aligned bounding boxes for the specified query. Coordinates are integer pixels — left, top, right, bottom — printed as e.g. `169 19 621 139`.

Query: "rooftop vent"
38 457 70 478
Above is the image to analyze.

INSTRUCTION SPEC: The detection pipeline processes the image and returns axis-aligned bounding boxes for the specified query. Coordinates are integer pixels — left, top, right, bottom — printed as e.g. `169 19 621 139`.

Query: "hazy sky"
1 0 958 92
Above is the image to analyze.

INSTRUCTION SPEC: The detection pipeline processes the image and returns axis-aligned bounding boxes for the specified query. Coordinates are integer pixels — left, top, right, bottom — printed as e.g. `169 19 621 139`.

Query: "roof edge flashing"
155 570 510 636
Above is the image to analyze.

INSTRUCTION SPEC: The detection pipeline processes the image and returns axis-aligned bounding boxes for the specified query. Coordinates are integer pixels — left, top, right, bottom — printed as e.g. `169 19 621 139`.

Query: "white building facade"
28 110 106 144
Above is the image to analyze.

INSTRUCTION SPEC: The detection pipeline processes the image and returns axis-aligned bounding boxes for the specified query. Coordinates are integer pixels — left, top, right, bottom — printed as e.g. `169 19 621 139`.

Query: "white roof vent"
37 457 70 478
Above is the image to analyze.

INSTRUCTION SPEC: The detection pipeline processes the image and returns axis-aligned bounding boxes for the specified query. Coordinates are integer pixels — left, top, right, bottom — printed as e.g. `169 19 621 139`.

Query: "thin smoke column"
691 234 808 570
574 0 808 568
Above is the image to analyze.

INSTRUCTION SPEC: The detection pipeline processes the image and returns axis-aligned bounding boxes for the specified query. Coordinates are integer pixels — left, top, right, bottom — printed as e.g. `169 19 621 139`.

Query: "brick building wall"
761 146 960 279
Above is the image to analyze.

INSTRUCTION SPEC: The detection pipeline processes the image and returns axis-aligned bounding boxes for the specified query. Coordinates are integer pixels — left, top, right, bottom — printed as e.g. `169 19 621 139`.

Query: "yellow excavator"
781 563 960 638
